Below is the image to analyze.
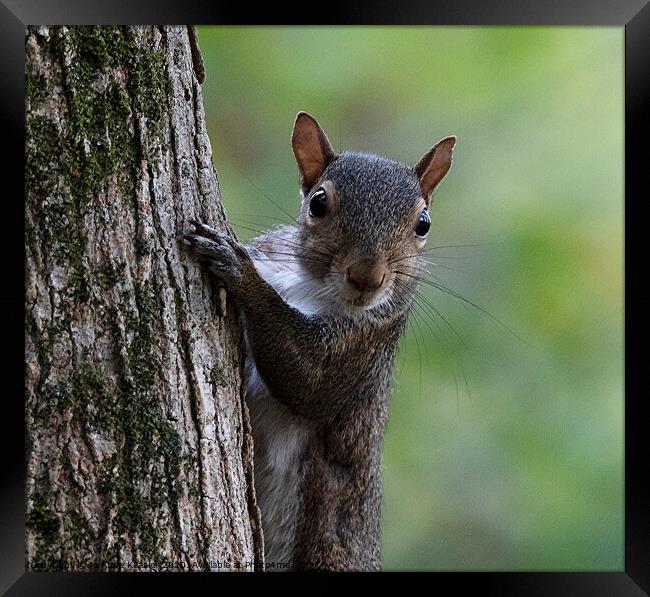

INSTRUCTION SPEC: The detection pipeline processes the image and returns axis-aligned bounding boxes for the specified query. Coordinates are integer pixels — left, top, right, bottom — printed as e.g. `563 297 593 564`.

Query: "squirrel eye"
415 210 431 237
309 188 328 218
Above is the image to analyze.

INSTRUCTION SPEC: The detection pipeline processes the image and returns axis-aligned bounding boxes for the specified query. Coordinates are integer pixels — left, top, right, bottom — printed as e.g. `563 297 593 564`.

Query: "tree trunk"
25 25 263 571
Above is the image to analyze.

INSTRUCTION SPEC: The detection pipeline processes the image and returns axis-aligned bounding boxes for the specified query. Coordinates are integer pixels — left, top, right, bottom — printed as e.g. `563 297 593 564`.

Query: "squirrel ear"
414 135 456 205
291 112 336 194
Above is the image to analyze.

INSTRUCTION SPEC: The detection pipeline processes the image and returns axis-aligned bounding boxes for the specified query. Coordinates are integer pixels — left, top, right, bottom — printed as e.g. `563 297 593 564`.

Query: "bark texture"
25 25 263 571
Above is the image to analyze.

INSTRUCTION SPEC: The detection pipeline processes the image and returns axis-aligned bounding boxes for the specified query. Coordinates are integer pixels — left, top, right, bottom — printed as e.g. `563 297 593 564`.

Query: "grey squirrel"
182 112 456 571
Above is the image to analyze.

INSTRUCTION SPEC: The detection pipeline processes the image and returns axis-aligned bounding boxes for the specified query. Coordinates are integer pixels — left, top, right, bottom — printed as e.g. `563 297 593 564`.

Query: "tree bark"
25 25 263 571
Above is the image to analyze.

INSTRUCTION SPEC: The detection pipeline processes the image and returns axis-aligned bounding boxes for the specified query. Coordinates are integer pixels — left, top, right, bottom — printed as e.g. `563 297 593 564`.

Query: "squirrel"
181 112 456 571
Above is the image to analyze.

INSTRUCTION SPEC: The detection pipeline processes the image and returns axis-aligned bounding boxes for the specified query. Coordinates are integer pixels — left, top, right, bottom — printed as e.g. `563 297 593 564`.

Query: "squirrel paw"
180 220 251 288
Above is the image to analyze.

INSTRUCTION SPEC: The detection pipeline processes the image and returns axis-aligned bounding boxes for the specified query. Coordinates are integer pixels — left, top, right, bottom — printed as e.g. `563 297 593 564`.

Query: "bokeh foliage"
197 26 623 570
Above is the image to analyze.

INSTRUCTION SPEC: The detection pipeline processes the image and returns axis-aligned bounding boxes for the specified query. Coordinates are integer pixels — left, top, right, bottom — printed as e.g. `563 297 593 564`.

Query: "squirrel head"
291 112 456 314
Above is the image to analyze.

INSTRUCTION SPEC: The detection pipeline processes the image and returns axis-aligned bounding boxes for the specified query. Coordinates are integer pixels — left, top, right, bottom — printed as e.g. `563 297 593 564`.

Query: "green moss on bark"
71 363 117 431
93 279 185 562
25 66 49 109
27 475 61 569
26 26 185 567
96 261 127 288
27 488 60 544
25 26 169 299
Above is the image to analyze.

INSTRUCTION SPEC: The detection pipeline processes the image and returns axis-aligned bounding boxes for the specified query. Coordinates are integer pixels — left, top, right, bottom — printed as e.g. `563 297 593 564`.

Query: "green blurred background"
197 27 623 570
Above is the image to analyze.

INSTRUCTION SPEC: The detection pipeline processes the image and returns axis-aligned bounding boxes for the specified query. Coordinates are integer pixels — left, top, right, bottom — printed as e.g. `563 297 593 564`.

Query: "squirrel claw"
180 219 254 293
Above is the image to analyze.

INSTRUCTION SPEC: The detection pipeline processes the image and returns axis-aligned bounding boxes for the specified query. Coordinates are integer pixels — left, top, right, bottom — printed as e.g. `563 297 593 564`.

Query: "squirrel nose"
346 263 386 293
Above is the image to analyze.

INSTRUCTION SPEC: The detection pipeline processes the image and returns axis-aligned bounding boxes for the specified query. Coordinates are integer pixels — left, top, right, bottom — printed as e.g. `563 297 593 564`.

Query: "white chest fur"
251 257 334 316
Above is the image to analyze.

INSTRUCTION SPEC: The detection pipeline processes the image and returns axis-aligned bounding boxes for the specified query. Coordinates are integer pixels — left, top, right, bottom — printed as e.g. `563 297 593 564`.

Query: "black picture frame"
2 1 647 593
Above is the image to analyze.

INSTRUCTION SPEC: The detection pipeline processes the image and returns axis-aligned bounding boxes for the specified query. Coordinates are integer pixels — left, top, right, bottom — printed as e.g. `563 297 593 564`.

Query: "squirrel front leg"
181 220 351 422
